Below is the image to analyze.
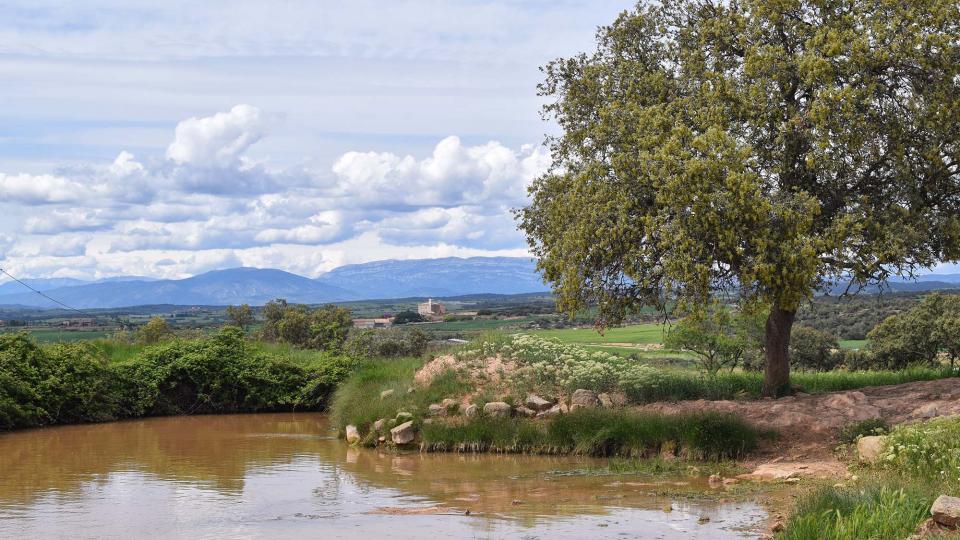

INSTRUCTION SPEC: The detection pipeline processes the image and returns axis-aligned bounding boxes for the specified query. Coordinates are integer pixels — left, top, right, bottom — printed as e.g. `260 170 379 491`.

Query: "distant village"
353 298 447 329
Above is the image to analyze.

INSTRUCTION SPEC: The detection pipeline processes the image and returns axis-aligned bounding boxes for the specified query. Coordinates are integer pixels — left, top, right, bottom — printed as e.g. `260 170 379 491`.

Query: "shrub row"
0 328 357 431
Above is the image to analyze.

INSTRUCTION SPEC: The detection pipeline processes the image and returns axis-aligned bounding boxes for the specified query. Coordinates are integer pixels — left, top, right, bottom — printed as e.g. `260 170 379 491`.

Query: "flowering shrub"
880 416 960 484
456 334 648 395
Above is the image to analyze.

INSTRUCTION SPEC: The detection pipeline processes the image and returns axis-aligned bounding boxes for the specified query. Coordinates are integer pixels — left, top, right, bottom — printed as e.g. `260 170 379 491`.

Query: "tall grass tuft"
420 408 757 460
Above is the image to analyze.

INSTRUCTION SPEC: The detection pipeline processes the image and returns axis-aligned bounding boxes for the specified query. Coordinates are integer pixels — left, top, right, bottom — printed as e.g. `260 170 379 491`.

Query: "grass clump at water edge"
419 408 759 460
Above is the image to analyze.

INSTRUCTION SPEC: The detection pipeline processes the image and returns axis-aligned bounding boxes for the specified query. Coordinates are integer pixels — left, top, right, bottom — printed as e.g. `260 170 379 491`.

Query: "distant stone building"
61 318 95 327
353 318 393 329
417 299 446 318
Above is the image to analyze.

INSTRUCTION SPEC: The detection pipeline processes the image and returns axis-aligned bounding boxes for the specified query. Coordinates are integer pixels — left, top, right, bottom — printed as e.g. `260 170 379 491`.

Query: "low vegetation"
420 408 758 459
0 327 356 431
780 415 960 539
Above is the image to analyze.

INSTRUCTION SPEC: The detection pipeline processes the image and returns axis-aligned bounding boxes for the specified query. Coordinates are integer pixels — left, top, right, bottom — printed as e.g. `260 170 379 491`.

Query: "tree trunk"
762 305 796 398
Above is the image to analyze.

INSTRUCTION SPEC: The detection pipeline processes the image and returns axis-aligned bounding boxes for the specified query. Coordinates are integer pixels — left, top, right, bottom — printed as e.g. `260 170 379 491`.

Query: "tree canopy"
519 0 960 396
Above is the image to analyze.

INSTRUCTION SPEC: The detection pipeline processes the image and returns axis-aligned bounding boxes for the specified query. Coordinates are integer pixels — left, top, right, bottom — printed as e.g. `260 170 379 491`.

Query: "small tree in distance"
393 310 425 325
519 0 960 396
225 304 254 331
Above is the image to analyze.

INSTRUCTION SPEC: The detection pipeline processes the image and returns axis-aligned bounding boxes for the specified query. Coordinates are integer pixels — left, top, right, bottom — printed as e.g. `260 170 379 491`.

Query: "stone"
722 478 739 486
537 403 568 418
441 398 459 411
660 440 677 460
483 402 512 418
525 394 553 411
708 474 722 485
391 421 416 445
463 404 479 418
345 425 361 445
380 389 395 400
570 389 599 409
378 436 386 443
598 393 614 408
428 403 446 417
857 435 887 463
516 406 536 418
373 418 387 432
910 518 955 540
395 411 413 423
931 495 960 528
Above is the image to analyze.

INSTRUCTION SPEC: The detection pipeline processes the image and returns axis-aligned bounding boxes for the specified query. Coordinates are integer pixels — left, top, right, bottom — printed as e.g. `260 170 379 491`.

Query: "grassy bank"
419 408 758 459
779 415 960 539
0 328 356 431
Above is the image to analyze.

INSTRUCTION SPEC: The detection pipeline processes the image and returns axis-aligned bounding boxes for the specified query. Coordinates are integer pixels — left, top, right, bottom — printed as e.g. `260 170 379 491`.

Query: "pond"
0 413 767 539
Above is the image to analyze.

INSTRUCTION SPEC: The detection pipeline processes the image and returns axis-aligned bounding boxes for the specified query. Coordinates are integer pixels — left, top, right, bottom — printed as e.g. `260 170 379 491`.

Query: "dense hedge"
0 327 357 431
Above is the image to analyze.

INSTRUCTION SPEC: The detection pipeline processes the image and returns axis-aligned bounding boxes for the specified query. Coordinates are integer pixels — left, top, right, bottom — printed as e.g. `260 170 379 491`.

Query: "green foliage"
392 310 425 325
664 306 753 373
260 299 353 351
225 304 255 330
343 328 429 358
868 293 960 368
519 0 960 395
880 415 960 483
838 418 888 445
420 409 757 460
780 483 932 540
136 316 173 345
0 328 358 431
789 326 841 372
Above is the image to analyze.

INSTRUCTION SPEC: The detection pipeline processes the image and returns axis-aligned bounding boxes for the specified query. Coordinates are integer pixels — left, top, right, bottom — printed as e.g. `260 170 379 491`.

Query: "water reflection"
0 413 766 539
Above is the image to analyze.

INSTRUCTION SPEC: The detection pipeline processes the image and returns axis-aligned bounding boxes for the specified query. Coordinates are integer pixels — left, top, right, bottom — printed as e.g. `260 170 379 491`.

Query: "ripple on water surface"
0 413 767 539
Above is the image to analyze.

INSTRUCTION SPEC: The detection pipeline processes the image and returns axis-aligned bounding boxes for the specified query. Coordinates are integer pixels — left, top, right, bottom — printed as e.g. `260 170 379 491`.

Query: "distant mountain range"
0 257 549 309
2 257 959 310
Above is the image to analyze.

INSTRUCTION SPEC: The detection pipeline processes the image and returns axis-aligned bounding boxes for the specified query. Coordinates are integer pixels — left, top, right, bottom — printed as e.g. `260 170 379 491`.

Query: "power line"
0 267 95 317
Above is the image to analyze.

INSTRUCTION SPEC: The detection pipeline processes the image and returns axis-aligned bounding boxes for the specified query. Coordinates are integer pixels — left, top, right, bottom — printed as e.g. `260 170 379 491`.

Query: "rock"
857 435 887 463
345 425 361 445
463 404 479 418
722 478 739 486
537 403 568 418
380 389 395 400
516 406 536 418
428 403 446 417
771 521 785 533
483 402 512 418
441 398 458 410
378 436 386 443
570 389 599 409
697 515 710 524
373 418 387 432
914 403 940 419
391 421 416 445
910 517 955 539
395 411 413 423
525 394 553 411
931 495 960 528
598 393 614 408
423 418 433 425
708 474 722 485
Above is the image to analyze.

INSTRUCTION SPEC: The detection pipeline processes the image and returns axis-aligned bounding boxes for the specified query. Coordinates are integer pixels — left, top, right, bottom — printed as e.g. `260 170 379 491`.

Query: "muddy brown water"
0 413 767 539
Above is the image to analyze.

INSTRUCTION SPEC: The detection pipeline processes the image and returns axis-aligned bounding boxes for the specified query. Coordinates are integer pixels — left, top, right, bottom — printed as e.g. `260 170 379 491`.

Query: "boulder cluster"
344 388 628 447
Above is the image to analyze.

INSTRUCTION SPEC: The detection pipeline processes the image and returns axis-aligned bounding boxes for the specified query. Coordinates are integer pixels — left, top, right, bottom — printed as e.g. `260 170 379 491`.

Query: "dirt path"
640 377 960 479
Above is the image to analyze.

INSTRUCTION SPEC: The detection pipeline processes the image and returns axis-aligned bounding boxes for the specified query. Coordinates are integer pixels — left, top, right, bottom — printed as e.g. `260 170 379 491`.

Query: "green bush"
838 418 888 444
343 328 429 358
789 326 841 371
0 328 357 431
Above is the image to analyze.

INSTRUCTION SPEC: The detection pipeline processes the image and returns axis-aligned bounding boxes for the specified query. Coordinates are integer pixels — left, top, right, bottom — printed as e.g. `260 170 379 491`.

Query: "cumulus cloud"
0 173 86 204
331 135 548 209
166 104 267 167
24 209 111 234
1 104 545 279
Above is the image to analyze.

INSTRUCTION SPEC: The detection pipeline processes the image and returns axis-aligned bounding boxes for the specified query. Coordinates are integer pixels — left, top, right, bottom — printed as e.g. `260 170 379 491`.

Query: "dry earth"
641 378 960 480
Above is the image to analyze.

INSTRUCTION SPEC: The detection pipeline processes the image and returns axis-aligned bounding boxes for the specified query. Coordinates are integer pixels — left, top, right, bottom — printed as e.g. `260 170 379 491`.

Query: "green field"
839 339 868 350
1 329 112 343
532 324 667 344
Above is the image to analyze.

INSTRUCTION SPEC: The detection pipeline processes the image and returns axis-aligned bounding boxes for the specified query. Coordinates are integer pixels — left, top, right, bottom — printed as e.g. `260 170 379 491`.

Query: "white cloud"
331 135 548 209
166 104 267 167
24 209 110 234
0 173 86 204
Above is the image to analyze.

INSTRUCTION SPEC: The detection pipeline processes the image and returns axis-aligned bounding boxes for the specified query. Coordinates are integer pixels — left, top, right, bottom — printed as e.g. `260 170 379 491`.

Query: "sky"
0 0 628 280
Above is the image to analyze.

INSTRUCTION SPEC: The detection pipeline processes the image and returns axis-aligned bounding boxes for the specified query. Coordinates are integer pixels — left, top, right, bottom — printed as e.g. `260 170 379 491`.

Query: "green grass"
419 408 759 460
779 481 933 540
839 339 868 350
532 323 667 345
328 356 473 432
5 329 111 343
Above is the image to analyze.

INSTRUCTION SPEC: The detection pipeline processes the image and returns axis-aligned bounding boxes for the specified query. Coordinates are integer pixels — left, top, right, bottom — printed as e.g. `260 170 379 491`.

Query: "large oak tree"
518 0 960 396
